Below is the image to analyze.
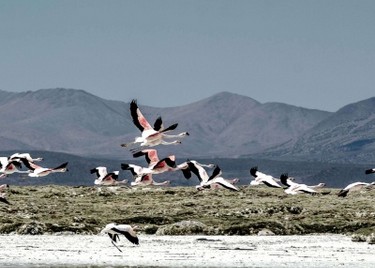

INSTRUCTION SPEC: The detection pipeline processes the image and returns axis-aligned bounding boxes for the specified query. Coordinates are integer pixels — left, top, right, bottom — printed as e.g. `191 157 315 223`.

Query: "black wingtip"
208 165 221 181
55 162 69 170
337 189 349 197
132 151 144 158
153 116 163 131
365 169 375 175
280 173 288 179
279 173 289 186
121 163 130 170
161 123 178 132
130 99 139 114
182 168 192 179
250 166 258 177
90 168 97 174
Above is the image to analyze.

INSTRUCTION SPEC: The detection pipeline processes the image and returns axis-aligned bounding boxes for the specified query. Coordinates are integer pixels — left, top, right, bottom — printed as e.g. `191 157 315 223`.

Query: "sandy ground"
0 234 375 267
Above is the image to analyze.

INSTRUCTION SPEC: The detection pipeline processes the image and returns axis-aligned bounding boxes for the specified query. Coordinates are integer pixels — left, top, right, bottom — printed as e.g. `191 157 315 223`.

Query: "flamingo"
0 157 30 178
210 178 240 190
121 163 170 186
121 99 189 150
0 184 10 205
18 158 69 177
279 173 317 195
100 223 139 252
365 168 375 175
249 166 282 188
308 182 326 189
185 161 238 191
90 167 128 186
337 181 375 197
175 160 215 179
132 149 177 174
120 163 153 179
9 152 43 162
131 173 170 187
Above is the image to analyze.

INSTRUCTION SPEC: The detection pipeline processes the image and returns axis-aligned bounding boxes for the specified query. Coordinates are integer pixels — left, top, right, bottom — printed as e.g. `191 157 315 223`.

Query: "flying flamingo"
9 152 43 162
249 166 282 188
101 223 139 252
120 163 153 179
175 160 215 179
0 157 30 178
121 99 189 151
132 149 177 174
184 161 238 191
120 163 170 186
279 173 317 195
90 166 128 186
210 178 240 190
337 181 375 197
18 158 68 177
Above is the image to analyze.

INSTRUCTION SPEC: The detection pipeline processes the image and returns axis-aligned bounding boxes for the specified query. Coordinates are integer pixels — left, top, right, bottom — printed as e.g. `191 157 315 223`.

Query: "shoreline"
1 234 375 267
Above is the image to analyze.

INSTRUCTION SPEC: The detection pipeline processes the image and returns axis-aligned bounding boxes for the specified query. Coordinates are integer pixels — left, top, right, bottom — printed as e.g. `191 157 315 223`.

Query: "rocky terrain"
1 185 375 243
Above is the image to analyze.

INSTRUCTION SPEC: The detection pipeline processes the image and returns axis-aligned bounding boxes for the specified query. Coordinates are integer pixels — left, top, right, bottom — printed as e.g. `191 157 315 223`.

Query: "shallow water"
0 234 375 267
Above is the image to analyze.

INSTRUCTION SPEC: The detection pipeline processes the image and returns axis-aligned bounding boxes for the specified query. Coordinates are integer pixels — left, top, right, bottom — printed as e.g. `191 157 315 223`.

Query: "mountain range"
0 88 374 164
0 88 374 188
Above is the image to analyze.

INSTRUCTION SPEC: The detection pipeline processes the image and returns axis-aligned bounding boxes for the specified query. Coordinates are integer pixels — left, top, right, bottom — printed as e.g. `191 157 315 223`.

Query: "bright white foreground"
0 234 374 267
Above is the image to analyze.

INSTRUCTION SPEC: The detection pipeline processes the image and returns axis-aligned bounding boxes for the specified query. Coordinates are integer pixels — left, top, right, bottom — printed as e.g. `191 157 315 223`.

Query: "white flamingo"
210 178 240 190
101 223 139 252
249 166 282 188
184 161 238 191
175 160 215 179
90 166 128 186
280 173 317 195
120 163 153 179
121 99 189 151
9 152 43 162
18 158 68 177
337 181 375 197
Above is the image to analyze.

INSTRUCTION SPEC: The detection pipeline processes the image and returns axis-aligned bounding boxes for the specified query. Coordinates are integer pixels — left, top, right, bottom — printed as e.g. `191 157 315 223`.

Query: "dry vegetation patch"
1 185 375 239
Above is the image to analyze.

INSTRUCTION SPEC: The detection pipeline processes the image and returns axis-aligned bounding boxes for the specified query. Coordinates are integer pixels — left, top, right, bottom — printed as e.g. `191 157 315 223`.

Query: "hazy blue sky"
1 0 374 111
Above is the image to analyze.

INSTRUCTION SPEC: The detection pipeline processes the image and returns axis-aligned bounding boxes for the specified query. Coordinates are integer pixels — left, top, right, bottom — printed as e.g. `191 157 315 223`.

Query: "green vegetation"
1 185 375 239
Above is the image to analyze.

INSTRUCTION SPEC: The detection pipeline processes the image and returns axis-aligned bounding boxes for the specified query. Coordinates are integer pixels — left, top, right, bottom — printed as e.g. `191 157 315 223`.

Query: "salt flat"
0 234 374 267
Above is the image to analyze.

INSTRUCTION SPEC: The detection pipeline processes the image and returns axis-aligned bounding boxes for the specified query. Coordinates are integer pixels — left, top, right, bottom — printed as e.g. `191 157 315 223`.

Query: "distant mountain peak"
0 88 373 163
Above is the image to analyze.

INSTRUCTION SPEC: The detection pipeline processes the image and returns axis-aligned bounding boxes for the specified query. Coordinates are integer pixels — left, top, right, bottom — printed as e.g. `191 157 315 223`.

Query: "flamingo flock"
92 99 374 200
92 99 239 191
0 153 69 204
1 98 374 252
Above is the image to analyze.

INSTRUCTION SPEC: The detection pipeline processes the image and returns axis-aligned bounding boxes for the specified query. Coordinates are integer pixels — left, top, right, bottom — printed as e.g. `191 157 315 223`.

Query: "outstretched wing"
130 99 152 132
52 162 69 172
213 177 239 191
113 227 139 245
133 149 159 165
207 165 222 182
153 116 163 131
187 161 209 182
